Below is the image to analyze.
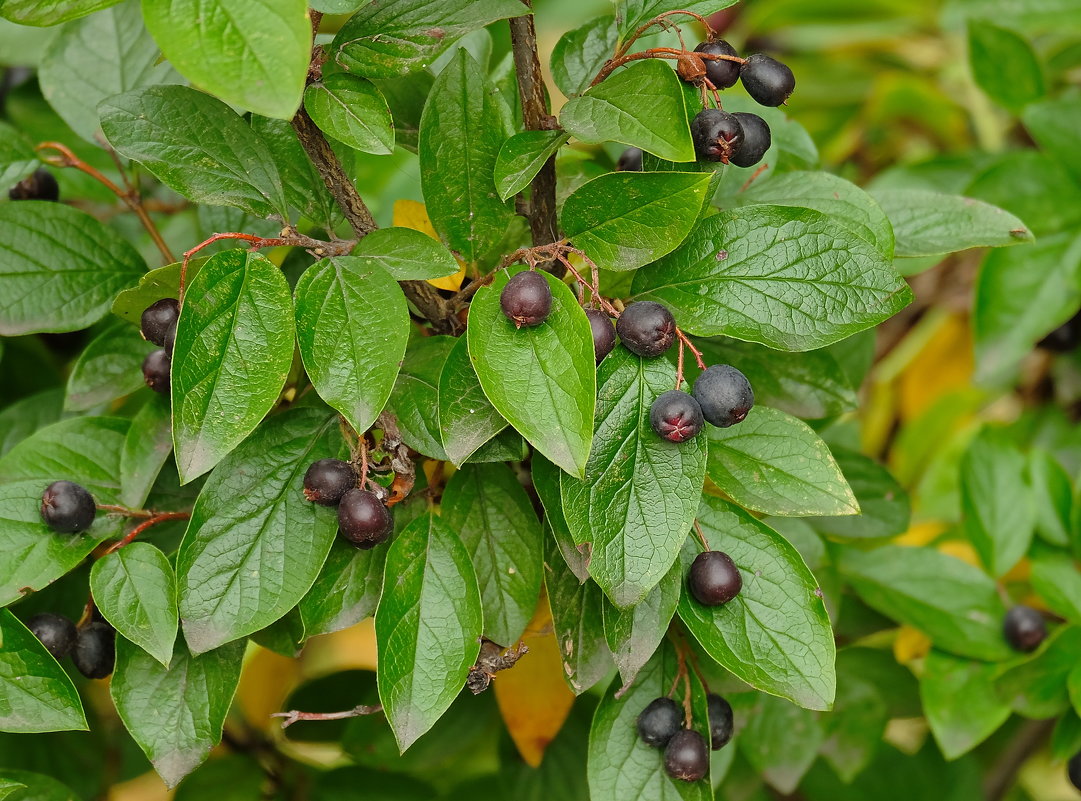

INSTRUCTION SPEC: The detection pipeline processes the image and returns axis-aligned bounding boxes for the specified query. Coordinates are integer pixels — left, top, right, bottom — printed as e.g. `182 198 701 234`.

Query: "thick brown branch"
983 718 1055 801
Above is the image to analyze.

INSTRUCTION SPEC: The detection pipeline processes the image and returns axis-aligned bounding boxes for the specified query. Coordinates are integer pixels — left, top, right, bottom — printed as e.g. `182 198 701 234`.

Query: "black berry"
693 365 754 428
142 349 171 395
584 308 616 363
1003 605 1046 653
72 622 115 679
730 113 771 168
694 40 740 89
500 271 552 328
740 54 795 107
650 390 704 443
664 729 709 782
688 550 742 606
303 458 357 506
1069 751 1081 791
706 693 734 750
616 301 676 358
140 298 179 348
1038 311 1081 353
338 488 393 549
40 480 96 533
27 613 78 660
636 696 683 748
9 168 59 202
617 146 643 171
691 109 744 164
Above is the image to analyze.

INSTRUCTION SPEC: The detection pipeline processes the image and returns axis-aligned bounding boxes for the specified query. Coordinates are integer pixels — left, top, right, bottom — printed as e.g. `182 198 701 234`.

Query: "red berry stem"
692 520 710 552
591 47 745 89
99 511 192 556
676 329 707 371
614 10 718 61
739 163 771 192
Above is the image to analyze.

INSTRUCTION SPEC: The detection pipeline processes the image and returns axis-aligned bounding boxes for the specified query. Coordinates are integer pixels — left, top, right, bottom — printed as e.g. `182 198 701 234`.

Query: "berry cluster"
636 691 734 782
302 458 393 549
139 297 179 396
26 611 115 679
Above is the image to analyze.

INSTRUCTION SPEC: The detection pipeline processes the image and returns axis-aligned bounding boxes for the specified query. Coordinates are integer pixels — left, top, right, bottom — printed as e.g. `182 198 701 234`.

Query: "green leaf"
631 206 912 351
706 406 858 517
0 390 65 459
110 258 206 326
560 60 693 162
176 408 340 653
437 335 508 466
967 20 1044 111
0 772 75 801
615 0 737 41
172 250 295 484
820 669 887 782
304 73 394 155
545 537 612 694
111 637 244 788
298 538 386 637
966 151 1081 237
90 543 178 667
0 122 39 187
469 269 595 478
141 0 308 119
64 321 155 412
601 561 679 686
533 455 590 584
100 85 289 218
994 625 1081 718
0 778 23 801
375 513 482 752
496 130 570 201
870 189 1033 258
350 226 460 282
119 396 173 509
295 256 409 435
1028 450 1074 547
678 497 836 710
806 449 911 540
550 15 618 98
561 172 711 272
0 0 121 25
0 202 145 335
419 49 514 265
838 545 1011 661
1023 97 1081 181
739 694 825 792
1031 551 1081 624
389 335 455 461
331 0 525 79
0 609 86 733
920 649 1011 759
250 115 340 230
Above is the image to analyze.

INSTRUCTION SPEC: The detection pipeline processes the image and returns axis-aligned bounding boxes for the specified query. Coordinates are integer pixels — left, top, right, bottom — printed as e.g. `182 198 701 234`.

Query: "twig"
271 703 382 729
739 163 770 192
692 520 710 551
100 512 191 555
95 503 154 518
591 47 744 88
676 329 707 371
615 10 717 60
983 718 1054 801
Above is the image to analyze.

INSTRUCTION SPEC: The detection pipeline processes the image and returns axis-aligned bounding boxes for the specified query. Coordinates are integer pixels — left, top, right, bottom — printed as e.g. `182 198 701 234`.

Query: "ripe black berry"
691 108 744 164
1038 311 1081 353
9 168 59 202
664 729 709 782
706 693 734 750
40 480 96 533
1003 605 1046 653
693 365 754 428
688 551 742 607
740 54 795 107
140 298 180 348
338 488 392 549
730 113 771 168
584 308 616 363
694 40 740 89
616 301 676 358
636 696 683 748
27 613 78 660
650 391 704 443
142 349 171 395
72 622 115 679
617 146 643 172
1069 751 1081 791
500 271 552 328
303 458 356 506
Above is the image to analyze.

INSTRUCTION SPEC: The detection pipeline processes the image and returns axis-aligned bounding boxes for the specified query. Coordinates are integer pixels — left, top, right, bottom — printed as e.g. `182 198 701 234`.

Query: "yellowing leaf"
392 199 466 290
235 646 302 729
899 313 974 421
937 540 980 567
894 520 948 546
893 624 932 663
301 617 379 676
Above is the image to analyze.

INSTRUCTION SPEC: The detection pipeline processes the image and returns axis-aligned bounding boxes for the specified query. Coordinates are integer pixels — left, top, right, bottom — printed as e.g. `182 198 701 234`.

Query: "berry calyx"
650 390 704 443
616 301 676 358
693 365 754 428
40 480 96 533
740 54 795 107
1068 751 1081 791
664 729 709 782
636 696 683 748
691 108 744 164
72 622 115 679
142 349 171 395
303 458 357 506
730 112 771 168
688 550 742 606
584 308 616 363
617 146 643 171
500 270 552 328
27 613 78 660
140 298 180 348
9 168 59 202
1003 605 1046 653
706 693 734 750
694 40 741 89
338 488 393 549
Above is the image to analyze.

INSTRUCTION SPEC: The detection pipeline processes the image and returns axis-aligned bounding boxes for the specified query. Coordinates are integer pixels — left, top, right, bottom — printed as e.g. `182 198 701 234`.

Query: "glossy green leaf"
968 20 1044 111
298 538 387 637
601 561 679 686
0 122 38 187
1028 450 1074 547
615 0 737 41
966 151 1081 237
350 226 460 281
172 250 295 484
375 513 482 751
295 255 409 435
632 206 912 351
495 130 570 201
250 115 340 230
304 73 394 155
64 321 155 411
1023 97 1081 181
119 396 173 509
110 258 206 326
0 609 86 733
740 693 825 792
0 778 22 801
994 626 1081 718
806 448 911 540
176 408 340 653
0 0 121 24
1031 551 1081 624
820 668 887 782
550 15 618 98
533 455 590 584
389 335 455 461
469 269 595 478
920 649 1010 759
0 390 65 458
437 335 508 466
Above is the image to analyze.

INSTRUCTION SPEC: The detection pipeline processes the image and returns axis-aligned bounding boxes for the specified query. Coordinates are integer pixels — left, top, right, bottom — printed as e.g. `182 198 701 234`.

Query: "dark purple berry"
142 349 171 395
1038 311 1081 353
584 308 616 363
140 298 180 348
706 693 734 750
9 168 59 202
40 480 96 534
693 365 754 428
1003 605 1046 653
617 146 643 171
303 458 357 506
500 271 552 328
691 108 744 164
688 551 742 607
338 489 392 549
650 391 704 443
694 40 740 89
637 696 683 748
163 323 176 354
616 301 676 358
664 729 709 782
1069 751 1081 791
730 112 771 168
740 54 795 107
72 622 115 679
27 613 78 659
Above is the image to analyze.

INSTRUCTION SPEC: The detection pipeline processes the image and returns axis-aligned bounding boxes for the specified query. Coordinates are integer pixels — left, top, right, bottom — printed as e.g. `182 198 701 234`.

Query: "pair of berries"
140 297 179 395
8 168 60 202
689 42 795 107
303 459 393 549
27 612 115 679
637 693 735 781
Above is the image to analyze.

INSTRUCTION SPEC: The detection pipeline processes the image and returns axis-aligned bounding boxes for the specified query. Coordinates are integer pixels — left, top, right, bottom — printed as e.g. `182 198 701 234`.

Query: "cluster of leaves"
0 0 1079 800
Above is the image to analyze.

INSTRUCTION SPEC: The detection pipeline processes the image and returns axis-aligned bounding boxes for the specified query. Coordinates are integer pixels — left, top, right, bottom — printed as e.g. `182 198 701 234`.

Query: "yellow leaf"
898 313 973 421
300 617 379 677
894 520 948 546
235 645 302 730
893 624 932 664
937 540 980 567
392 198 465 291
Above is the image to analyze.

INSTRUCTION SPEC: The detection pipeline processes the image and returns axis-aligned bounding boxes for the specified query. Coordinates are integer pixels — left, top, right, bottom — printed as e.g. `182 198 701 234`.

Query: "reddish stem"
676 329 707 371
615 10 717 60
591 47 744 88
271 704 382 729
676 337 686 390
739 163 770 192
692 520 710 551
96 504 153 518
101 512 191 555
